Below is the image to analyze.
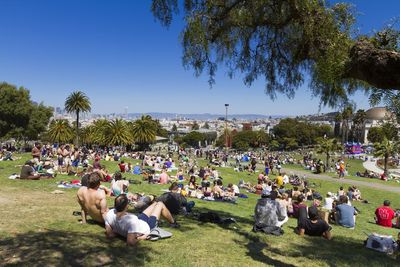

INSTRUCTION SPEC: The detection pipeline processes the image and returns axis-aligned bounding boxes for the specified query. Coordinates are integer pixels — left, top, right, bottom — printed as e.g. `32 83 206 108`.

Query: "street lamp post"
225 104 229 150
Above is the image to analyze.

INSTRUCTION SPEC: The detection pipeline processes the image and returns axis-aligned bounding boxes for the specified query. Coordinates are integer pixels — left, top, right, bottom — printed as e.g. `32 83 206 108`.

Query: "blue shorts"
138 213 157 229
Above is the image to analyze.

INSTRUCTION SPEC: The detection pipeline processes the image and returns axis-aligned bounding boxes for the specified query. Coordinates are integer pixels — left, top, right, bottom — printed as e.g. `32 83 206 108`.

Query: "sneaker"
169 221 181 228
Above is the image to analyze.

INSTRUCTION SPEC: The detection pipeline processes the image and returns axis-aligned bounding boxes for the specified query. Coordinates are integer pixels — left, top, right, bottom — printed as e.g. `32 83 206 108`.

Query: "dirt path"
282 168 400 193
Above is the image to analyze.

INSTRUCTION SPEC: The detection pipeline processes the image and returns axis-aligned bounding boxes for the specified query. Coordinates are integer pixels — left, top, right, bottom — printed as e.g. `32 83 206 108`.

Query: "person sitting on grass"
337 186 345 197
118 160 126 173
20 160 41 180
291 186 301 201
77 172 108 224
375 200 396 228
159 169 170 184
255 191 288 228
105 194 178 246
133 163 141 175
335 195 357 228
19 160 54 180
157 182 188 215
111 171 130 197
296 206 332 240
292 195 308 219
212 179 225 199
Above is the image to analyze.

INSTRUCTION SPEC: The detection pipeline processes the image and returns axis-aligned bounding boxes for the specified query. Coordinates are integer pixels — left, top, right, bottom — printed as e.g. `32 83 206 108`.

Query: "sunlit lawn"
0 153 399 266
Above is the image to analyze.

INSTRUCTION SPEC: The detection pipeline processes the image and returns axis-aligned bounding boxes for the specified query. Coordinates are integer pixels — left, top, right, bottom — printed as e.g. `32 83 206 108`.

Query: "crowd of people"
8 144 400 250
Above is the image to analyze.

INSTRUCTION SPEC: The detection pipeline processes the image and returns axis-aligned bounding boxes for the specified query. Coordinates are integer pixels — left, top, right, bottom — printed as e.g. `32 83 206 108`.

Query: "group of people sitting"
77 172 182 246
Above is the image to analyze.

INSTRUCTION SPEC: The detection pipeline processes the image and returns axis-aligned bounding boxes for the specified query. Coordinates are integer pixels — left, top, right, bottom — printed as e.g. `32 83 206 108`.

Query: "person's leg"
145 201 175 224
142 202 157 217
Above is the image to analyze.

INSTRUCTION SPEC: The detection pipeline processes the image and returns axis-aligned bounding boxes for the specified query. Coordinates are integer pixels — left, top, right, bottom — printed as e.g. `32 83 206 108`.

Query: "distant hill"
122 113 285 120
299 112 340 121
91 112 341 121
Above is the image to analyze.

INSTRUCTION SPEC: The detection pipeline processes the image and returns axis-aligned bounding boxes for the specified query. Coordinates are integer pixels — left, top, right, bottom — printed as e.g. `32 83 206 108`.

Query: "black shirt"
299 219 330 236
20 165 34 179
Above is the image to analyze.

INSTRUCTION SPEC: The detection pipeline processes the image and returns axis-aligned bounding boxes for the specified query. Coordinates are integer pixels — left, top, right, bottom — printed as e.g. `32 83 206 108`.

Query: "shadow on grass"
185 206 398 266
186 206 295 266
265 234 398 266
0 229 153 266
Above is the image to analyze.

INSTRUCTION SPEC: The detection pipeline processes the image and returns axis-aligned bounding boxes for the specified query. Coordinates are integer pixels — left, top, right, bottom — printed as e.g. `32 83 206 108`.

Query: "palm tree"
341 106 353 144
103 119 133 146
91 119 109 146
352 109 366 142
131 115 157 150
316 137 341 170
64 91 91 146
374 138 400 176
47 119 74 144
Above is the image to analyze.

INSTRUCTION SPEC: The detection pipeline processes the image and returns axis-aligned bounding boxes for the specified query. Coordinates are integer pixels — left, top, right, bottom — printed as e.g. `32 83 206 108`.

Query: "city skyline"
0 0 398 115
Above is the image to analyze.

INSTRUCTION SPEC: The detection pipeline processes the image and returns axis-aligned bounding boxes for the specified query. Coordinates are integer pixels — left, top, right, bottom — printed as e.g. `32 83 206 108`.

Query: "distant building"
242 123 252 131
363 107 394 144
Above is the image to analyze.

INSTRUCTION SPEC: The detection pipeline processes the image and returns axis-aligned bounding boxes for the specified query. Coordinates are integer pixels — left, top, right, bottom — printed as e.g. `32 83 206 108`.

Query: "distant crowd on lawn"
5 142 400 248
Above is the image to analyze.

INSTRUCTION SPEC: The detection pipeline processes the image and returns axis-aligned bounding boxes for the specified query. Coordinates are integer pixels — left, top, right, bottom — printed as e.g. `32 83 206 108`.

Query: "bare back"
77 187 107 224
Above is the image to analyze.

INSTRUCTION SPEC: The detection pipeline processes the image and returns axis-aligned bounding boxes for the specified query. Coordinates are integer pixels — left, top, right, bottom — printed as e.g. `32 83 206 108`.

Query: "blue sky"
0 0 398 115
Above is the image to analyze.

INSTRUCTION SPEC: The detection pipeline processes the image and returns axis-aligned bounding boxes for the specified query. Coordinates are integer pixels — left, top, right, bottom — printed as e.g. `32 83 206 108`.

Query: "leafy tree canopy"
272 118 332 147
0 82 53 141
152 0 400 107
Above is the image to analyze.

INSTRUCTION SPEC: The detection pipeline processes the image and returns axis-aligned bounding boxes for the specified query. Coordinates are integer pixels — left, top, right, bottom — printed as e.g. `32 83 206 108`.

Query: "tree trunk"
346 40 400 90
326 152 329 171
75 111 79 147
384 154 388 176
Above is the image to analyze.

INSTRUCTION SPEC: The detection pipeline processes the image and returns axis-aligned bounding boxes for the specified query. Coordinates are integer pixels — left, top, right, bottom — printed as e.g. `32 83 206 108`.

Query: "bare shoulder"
77 186 87 196
96 189 106 199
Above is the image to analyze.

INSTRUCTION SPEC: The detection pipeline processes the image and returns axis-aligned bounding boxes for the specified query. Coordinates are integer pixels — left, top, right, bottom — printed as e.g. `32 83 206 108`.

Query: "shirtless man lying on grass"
77 172 108 224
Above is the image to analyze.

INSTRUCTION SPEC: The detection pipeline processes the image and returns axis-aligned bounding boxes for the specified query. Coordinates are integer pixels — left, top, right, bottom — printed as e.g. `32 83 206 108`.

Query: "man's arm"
296 228 305 236
105 224 116 239
127 233 140 246
323 230 332 240
76 192 87 223
99 192 108 221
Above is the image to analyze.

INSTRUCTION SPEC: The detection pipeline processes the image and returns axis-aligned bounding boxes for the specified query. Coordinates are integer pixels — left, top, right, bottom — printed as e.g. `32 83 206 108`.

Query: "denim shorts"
138 213 157 229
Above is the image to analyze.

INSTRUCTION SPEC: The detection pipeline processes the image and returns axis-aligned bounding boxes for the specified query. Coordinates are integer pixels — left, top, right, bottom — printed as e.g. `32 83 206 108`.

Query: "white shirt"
105 209 150 237
323 197 334 210
232 184 240 194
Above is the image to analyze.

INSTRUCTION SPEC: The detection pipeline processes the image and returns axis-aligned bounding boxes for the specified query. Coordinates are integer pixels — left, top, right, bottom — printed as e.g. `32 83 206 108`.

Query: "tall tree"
103 119 133 146
152 0 400 106
203 122 210 129
374 138 400 176
91 119 109 146
0 83 33 138
255 130 269 147
24 103 54 141
131 115 157 150
341 106 353 144
47 119 74 144
192 121 200 130
316 137 341 170
351 109 366 142
182 131 206 148
64 91 91 147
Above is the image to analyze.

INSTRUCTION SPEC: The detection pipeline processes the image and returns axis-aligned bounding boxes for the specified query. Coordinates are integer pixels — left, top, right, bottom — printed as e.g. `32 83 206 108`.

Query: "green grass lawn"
282 157 400 187
1 153 400 266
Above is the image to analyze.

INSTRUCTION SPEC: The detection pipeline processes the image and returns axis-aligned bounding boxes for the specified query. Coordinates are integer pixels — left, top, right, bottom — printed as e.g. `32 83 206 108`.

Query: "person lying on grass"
77 172 108 224
296 206 332 240
105 194 179 246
